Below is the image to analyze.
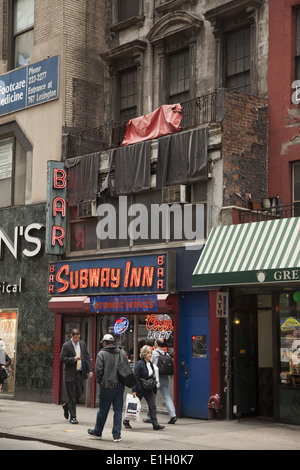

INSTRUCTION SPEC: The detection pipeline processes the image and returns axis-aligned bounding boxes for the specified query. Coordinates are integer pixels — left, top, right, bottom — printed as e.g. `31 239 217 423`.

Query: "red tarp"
122 104 183 146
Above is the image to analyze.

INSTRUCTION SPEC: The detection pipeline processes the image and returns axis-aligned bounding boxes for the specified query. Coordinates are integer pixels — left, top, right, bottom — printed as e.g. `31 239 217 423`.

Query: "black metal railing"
64 92 217 158
239 204 300 223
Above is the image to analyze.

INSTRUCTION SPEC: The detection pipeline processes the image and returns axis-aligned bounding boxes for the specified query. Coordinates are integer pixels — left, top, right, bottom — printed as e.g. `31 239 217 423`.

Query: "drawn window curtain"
156 126 208 188
65 152 100 206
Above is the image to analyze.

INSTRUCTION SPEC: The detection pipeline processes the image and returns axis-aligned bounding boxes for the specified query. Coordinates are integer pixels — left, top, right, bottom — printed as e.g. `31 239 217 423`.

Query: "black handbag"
140 373 156 391
0 368 7 382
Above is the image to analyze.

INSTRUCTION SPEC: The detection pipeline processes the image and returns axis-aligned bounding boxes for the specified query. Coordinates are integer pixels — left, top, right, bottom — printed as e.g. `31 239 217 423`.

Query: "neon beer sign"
146 314 174 340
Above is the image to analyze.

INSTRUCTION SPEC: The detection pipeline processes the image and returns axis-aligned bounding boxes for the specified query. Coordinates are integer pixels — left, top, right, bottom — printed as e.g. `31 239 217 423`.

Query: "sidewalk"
1 398 300 450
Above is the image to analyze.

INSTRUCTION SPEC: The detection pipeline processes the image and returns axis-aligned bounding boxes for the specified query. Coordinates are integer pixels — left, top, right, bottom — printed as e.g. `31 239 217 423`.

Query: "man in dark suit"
60 328 93 424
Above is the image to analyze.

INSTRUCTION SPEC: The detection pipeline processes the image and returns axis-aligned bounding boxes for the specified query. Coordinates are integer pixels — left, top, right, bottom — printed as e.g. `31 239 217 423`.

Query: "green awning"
193 217 300 287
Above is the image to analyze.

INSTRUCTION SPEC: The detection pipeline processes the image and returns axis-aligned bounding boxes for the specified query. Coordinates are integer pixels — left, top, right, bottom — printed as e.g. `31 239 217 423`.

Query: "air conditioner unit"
78 201 97 218
162 185 189 204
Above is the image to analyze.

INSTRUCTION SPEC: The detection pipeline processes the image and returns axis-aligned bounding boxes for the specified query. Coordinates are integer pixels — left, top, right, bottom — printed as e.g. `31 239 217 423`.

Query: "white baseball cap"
101 334 114 342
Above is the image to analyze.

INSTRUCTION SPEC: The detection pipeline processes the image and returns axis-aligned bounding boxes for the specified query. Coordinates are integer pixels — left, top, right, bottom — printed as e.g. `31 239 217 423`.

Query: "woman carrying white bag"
123 345 164 431
125 393 141 421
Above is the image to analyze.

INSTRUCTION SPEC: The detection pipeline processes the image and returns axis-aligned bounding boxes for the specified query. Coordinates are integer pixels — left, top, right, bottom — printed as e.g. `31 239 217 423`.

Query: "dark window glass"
169 50 190 104
226 27 251 94
118 0 139 23
120 68 137 121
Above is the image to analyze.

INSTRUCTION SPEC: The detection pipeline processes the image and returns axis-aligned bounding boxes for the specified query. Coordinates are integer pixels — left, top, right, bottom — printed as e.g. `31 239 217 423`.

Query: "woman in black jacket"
123 345 164 431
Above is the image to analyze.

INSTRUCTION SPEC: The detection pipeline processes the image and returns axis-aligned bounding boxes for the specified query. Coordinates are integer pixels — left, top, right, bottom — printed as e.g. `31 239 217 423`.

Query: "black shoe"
143 418 151 423
88 429 102 439
153 424 165 430
62 402 69 420
70 418 78 424
123 419 132 429
168 417 177 424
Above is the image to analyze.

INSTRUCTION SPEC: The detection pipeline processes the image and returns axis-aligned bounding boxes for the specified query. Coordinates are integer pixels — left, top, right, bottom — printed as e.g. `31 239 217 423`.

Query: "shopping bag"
153 363 160 388
125 393 141 421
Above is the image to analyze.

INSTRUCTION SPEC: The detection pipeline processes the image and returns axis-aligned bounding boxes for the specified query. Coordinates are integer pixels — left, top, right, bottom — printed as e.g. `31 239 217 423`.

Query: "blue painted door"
180 293 210 419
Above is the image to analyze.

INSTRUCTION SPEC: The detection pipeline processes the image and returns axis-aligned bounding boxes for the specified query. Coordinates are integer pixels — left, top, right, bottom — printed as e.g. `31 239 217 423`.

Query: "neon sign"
48 253 175 295
46 161 67 255
112 317 129 335
146 314 174 340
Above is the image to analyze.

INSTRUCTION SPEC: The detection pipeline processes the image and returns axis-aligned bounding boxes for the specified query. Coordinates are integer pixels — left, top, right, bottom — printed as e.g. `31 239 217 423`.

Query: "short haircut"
71 329 80 336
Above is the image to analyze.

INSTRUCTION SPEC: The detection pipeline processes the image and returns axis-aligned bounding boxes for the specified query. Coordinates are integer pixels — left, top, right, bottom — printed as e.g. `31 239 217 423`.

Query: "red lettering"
142 266 154 287
49 264 55 273
124 261 131 288
48 285 54 293
56 264 69 293
157 279 164 289
146 314 173 332
130 267 142 287
89 268 100 287
53 168 66 188
70 270 78 290
157 255 165 266
111 268 120 288
52 226 65 247
80 269 88 288
101 268 110 287
75 228 85 249
52 197 66 217
157 267 164 277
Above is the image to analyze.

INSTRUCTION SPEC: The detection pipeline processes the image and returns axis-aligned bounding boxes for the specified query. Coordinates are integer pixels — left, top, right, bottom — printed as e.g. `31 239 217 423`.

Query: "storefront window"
280 292 300 386
0 309 17 396
97 312 174 365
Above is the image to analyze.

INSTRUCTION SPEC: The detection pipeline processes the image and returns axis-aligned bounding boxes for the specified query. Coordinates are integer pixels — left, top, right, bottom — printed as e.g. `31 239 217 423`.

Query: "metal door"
232 310 257 416
182 314 210 418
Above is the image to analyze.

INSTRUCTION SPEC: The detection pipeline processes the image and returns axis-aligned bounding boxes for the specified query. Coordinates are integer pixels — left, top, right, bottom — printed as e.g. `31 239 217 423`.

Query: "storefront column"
52 313 62 404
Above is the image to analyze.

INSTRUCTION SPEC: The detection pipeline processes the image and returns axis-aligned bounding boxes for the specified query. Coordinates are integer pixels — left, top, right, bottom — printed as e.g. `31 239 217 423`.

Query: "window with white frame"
13 0 34 69
0 135 26 207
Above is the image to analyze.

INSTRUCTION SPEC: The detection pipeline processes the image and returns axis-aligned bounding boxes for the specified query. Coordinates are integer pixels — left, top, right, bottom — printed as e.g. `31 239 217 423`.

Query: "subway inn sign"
49 252 176 296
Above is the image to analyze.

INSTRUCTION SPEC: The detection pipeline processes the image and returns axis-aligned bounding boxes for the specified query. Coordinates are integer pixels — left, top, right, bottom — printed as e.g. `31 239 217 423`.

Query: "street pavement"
0 398 300 452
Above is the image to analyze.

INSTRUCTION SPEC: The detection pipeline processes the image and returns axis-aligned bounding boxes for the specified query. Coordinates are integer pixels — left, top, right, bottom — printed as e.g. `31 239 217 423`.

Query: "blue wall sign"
90 295 158 313
0 55 59 116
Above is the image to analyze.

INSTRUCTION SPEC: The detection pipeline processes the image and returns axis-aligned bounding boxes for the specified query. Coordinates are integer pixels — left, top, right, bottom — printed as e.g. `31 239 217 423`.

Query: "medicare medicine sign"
0 55 59 116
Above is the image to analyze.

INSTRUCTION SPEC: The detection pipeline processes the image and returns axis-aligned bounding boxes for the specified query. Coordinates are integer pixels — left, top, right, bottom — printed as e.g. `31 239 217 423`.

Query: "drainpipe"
146 0 154 113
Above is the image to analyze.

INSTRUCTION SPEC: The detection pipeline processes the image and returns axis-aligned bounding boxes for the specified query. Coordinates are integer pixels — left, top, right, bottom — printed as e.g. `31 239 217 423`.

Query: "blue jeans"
147 376 176 419
93 385 124 438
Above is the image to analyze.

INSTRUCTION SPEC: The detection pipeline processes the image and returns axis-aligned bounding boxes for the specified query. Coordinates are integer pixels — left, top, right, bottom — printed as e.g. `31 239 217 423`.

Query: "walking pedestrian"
123 345 165 431
88 334 128 442
144 338 177 424
0 340 11 392
60 328 93 424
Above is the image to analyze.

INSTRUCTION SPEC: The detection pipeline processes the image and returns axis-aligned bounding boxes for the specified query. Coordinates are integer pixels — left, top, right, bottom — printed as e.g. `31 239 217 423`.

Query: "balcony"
239 204 300 223
63 92 217 159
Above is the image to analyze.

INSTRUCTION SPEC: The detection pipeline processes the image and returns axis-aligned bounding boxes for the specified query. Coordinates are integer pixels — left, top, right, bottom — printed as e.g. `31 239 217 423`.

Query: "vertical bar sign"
46 161 67 255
